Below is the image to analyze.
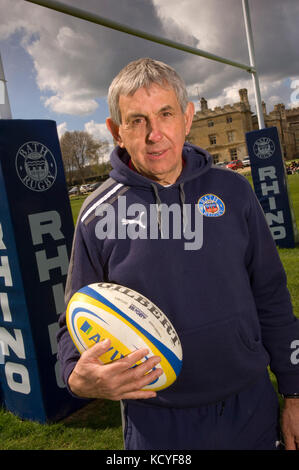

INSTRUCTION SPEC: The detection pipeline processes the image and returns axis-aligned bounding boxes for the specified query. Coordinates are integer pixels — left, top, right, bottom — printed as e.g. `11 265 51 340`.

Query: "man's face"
106 83 194 185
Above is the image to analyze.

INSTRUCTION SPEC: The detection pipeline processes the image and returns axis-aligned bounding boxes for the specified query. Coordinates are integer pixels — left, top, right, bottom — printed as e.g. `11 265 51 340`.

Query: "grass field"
0 173 298 450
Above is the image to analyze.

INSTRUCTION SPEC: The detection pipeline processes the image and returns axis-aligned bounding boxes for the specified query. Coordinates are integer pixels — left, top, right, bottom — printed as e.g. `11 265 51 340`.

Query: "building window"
226 116 233 123
227 131 235 142
230 148 238 160
208 120 214 127
209 134 217 145
212 154 219 164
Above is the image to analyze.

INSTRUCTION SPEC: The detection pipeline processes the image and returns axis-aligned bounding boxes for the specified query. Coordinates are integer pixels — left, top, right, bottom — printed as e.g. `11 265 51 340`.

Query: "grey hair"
108 58 189 125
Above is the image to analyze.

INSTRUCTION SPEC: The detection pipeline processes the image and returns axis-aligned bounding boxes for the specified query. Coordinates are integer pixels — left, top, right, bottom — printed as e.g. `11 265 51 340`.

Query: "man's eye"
132 117 145 126
162 111 172 117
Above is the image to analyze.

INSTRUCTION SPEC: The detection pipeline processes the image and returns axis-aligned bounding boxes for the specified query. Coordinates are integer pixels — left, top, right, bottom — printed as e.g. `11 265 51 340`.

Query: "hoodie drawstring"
151 183 164 237
151 183 187 237
179 183 187 234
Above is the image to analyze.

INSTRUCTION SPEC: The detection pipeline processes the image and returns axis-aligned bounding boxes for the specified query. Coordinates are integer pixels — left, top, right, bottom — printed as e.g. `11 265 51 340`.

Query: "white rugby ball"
66 282 182 391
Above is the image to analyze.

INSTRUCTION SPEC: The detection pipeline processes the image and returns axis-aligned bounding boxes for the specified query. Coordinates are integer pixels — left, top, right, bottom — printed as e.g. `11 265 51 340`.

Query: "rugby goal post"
23 0 265 129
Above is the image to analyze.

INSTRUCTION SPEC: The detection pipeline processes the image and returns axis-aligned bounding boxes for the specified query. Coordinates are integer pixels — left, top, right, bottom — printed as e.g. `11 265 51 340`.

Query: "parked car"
215 162 227 168
80 184 90 194
242 157 251 167
68 186 79 195
88 182 101 192
226 160 244 170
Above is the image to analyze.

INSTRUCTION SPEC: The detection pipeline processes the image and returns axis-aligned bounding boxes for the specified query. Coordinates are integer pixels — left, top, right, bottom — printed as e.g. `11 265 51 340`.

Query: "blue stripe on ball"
78 285 182 376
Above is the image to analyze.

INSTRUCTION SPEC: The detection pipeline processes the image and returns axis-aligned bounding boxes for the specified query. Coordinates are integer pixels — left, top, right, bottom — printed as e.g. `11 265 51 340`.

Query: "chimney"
262 101 267 115
274 103 286 119
200 97 208 111
239 88 249 105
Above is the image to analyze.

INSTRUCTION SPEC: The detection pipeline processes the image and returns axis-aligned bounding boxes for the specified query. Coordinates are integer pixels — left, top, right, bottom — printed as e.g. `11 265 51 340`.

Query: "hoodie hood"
109 142 213 189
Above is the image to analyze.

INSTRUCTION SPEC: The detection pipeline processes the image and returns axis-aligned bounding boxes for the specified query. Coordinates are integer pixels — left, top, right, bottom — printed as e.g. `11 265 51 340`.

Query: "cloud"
0 0 199 116
1 0 298 120
84 120 114 161
84 120 112 142
154 0 299 111
57 121 67 138
44 94 98 115
57 118 112 143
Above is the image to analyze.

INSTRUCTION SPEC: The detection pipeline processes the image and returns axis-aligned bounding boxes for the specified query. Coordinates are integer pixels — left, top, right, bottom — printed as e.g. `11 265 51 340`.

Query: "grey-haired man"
58 58 299 450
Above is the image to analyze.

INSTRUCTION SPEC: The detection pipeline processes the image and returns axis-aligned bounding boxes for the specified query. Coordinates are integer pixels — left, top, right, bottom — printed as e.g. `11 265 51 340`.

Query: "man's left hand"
282 398 299 450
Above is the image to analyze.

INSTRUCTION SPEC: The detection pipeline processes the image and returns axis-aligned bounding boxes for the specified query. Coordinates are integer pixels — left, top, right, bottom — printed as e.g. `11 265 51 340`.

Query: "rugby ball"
66 282 182 391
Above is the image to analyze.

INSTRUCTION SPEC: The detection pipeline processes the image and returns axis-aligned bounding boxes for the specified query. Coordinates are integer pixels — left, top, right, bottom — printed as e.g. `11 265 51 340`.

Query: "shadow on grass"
61 399 122 431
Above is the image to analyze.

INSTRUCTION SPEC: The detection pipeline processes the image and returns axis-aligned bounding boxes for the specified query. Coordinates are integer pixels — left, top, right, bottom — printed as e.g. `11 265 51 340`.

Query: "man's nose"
146 119 163 143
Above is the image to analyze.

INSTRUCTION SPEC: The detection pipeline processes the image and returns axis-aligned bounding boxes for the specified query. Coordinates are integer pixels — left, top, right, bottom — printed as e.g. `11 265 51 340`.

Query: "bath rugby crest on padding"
197 194 225 217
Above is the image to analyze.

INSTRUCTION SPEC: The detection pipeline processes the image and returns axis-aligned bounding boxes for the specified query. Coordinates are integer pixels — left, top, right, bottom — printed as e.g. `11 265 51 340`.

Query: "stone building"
258 103 299 161
188 89 299 163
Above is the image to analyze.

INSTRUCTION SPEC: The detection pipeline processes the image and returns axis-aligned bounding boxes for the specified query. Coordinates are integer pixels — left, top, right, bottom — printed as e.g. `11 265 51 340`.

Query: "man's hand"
68 338 163 401
282 398 299 450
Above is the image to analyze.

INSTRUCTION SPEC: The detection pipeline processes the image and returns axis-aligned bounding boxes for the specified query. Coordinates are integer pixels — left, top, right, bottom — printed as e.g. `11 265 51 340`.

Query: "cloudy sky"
0 0 298 146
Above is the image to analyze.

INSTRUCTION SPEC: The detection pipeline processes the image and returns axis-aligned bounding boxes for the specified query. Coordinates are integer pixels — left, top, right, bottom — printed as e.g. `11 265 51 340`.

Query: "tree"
60 130 109 184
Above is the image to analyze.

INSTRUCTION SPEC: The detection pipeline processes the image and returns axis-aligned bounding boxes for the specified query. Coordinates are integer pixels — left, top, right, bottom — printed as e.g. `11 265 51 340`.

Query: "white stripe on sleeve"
80 183 123 223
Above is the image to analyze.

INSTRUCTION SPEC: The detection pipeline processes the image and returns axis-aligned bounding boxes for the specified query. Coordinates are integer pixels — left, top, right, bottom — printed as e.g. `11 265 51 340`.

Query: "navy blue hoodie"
57 143 299 407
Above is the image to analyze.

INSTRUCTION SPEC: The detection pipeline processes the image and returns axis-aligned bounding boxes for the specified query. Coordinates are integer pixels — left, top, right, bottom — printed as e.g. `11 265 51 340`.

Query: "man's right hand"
68 338 163 401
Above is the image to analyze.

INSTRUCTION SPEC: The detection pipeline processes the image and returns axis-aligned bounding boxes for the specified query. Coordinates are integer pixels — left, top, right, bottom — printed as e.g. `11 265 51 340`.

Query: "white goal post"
23 0 265 129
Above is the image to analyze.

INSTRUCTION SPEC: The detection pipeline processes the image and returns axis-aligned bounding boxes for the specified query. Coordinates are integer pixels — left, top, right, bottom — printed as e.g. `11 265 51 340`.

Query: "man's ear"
184 102 195 136
106 118 124 147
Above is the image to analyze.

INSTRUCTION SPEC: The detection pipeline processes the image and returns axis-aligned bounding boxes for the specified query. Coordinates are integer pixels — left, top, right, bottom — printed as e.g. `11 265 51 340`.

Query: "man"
57 58 299 450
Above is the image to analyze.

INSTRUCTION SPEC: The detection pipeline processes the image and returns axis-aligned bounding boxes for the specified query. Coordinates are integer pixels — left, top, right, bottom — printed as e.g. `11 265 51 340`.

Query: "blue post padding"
0 120 85 422
245 126 298 248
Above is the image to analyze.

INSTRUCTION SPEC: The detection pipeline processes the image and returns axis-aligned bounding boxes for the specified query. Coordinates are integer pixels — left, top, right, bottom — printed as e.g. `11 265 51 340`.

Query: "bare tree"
60 132 76 185
60 130 109 184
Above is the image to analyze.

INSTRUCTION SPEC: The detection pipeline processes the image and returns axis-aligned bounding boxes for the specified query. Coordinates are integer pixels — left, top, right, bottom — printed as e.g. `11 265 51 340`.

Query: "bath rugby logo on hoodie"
197 194 225 217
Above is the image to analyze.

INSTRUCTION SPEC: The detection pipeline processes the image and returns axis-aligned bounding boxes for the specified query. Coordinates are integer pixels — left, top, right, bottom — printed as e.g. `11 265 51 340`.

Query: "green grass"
69 195 88 222
0 399 123 450
1 174 298 450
